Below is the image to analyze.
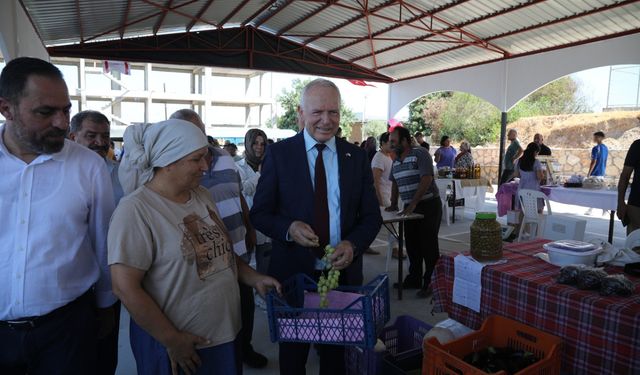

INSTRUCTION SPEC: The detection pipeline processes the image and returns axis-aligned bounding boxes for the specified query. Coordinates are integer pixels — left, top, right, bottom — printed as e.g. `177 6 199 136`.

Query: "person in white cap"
110 119 280 375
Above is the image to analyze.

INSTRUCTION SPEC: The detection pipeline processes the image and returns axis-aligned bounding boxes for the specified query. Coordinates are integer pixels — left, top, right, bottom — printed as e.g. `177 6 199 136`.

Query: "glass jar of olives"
470 212 503 261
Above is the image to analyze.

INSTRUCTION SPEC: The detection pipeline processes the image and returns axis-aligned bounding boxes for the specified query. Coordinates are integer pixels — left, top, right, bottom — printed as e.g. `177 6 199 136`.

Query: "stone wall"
468 147 628 184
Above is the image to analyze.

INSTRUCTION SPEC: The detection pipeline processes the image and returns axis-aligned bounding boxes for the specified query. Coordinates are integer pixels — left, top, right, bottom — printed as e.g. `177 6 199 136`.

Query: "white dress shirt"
0 125 116 320
303 129 341 246
106 158 124 206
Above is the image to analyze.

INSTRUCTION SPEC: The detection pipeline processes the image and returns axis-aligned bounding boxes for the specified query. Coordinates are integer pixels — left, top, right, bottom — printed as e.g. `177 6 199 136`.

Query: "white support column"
245 76 251 127
203 67 212 128
111 70 122 119
144 63 152 124
79 58 87 110
190 67 196 110
258 73 263 126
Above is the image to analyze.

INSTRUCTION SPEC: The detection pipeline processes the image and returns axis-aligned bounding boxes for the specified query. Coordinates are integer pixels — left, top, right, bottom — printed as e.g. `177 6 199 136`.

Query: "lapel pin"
346 153 351 157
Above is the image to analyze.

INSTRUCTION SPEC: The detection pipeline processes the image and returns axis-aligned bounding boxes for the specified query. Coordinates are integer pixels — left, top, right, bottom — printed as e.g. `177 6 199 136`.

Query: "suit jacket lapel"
336 139 350 231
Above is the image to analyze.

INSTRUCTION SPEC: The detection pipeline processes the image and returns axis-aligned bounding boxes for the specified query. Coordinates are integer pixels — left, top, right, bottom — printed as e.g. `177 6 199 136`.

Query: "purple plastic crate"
346 315 432 375
266 274 390 348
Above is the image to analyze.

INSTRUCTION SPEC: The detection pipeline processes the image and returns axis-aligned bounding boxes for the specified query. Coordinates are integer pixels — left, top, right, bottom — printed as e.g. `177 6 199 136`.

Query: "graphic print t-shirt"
108 186 240 347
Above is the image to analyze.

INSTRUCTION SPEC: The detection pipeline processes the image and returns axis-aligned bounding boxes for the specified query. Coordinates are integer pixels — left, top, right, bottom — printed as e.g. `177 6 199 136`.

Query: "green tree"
439 92 500 146
508 76 589 123
275 78 309 132
274 78 356 138
406 92 452 137
339 104 357 139
404 76 588 146
406 96 428 135
362 119 388 139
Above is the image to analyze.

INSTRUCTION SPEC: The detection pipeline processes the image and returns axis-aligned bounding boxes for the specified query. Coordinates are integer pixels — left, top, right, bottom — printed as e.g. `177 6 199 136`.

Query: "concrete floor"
115 189 628 374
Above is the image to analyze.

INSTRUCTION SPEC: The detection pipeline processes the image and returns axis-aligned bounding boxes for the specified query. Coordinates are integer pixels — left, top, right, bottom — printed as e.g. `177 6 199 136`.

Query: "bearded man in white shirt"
0 57 116 374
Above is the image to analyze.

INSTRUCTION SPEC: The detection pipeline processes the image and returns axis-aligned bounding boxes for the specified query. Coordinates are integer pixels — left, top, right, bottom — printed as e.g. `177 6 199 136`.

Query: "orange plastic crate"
423 315 562 375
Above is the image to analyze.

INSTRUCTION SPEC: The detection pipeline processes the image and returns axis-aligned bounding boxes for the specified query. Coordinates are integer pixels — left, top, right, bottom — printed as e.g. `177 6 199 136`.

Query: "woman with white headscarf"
236 128 270 274
454 141 474 169
109 119 281 375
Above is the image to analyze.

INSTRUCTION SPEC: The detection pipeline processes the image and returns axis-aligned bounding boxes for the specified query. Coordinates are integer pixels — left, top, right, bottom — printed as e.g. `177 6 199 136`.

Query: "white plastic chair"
625 229 640 249
518 189 552 242
435 179 464 226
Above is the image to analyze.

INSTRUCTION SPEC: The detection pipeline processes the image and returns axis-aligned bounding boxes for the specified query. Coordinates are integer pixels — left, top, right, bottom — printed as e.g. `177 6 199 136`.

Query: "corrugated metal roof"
203 0 244 24
19 0 640 82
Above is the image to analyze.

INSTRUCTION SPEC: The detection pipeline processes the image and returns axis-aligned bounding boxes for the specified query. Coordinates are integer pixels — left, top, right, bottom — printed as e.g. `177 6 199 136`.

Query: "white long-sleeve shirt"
0 127 116 320
236 158 260 206
236 158 270 245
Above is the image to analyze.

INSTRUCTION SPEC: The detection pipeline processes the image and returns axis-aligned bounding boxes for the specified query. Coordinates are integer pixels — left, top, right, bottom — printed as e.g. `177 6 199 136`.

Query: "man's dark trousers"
404 198 442 289
0 291 97 374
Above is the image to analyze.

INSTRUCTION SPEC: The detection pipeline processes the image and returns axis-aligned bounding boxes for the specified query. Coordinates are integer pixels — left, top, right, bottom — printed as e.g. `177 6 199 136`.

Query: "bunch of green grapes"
317 245 341 308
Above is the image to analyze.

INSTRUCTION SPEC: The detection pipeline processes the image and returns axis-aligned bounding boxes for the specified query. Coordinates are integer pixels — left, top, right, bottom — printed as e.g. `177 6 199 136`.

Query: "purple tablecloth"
495 182 550 216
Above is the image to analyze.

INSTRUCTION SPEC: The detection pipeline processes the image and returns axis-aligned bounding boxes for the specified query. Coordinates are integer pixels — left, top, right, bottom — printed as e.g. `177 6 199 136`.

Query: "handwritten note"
452 255 485 312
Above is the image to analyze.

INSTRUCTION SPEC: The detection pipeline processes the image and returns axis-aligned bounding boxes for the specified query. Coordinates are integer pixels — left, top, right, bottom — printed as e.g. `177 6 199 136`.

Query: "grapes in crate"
318 245 341 308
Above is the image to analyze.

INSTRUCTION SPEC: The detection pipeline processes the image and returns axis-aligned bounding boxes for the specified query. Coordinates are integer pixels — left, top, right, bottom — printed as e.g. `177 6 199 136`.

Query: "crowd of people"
498 128 640 232
0 58 445 375
0 57 285 375
2 56 638 375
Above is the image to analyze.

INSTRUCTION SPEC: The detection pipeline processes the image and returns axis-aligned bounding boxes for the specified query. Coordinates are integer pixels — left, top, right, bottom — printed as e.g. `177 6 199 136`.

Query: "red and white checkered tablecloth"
432 239 640 375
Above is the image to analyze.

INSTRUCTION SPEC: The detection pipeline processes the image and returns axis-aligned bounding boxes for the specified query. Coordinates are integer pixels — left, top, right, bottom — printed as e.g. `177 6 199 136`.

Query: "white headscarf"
118 119 208 194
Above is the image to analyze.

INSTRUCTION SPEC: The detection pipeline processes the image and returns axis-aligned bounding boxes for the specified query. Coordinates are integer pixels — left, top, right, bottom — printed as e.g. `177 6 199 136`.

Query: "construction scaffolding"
0 55 282 141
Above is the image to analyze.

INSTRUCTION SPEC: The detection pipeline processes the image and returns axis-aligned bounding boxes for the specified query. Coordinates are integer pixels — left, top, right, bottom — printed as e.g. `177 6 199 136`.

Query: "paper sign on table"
452 255 485 312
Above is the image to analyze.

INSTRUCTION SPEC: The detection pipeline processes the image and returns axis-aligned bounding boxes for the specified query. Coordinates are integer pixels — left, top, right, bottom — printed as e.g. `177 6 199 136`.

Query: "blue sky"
573 65 640 111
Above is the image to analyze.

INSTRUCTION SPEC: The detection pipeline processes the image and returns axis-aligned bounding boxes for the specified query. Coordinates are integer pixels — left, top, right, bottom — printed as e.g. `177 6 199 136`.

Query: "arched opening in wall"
506 64 640 181
400 90 500 148
396 90 503 183
394 65 640 147
396 65 640 183
396 65 640 184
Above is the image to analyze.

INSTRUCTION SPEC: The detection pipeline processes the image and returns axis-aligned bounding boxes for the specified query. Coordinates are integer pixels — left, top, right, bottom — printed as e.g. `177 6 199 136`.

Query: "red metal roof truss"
19 0 640 82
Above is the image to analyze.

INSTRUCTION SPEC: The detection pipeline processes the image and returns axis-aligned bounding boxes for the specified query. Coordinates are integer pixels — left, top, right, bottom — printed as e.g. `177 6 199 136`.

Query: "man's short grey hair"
170 108 200 123
170 109 205 132
300 78 341 109
69 110 110 134
508 129 517 135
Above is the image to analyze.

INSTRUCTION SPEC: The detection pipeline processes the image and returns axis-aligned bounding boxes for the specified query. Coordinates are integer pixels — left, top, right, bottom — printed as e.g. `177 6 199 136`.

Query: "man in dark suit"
251 79 382 375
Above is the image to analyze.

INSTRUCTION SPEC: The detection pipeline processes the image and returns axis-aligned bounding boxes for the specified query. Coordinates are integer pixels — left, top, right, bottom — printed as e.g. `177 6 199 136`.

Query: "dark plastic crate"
381 315 433 356
266 273 390 348
346 345 383 375
346 315 433 375
383 348 423 375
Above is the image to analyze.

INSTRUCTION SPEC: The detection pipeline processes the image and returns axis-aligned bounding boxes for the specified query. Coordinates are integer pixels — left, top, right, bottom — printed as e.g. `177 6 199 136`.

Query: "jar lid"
475 212 497 220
